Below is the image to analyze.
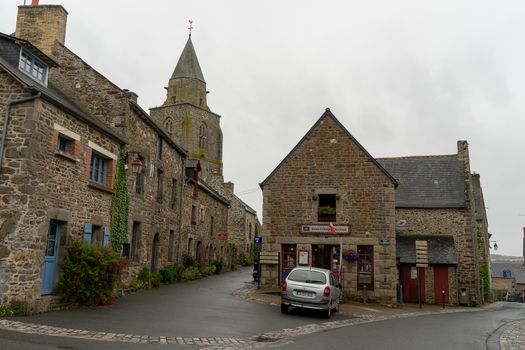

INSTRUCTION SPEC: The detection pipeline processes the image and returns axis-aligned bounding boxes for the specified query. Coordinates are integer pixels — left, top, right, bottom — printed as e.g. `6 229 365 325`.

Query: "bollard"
442 288 445 309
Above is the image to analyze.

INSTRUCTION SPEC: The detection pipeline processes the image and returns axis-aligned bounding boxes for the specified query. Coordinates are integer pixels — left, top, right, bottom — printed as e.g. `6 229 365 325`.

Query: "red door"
434 266 449 304
401 265 425 303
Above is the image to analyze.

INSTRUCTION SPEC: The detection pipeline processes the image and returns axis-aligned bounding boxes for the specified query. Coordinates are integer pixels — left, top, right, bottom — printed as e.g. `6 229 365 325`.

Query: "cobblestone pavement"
0 283 516 349
500 320 525 350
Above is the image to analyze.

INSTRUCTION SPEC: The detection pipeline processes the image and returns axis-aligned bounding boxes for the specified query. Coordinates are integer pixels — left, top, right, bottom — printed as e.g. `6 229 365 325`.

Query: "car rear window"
288 270 327 284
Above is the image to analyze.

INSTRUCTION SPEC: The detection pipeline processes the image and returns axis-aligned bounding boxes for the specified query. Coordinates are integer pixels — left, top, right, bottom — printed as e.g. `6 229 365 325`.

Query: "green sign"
380 239 390 246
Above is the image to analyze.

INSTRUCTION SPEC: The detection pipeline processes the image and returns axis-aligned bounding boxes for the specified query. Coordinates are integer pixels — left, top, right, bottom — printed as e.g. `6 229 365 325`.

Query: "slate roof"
491 262 525 284
397 235 458 265
377 155 465 208
260 108 398 188
171 36 205 83
0 52 126 144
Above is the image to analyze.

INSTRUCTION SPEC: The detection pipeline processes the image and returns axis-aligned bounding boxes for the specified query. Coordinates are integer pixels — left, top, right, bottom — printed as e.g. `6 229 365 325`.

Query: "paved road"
259 302 525 350
1 267 525 349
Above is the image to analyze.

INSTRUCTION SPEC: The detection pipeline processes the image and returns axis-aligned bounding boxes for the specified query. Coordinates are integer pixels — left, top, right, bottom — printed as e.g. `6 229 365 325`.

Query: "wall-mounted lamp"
489 240 498 250
131 156 143 176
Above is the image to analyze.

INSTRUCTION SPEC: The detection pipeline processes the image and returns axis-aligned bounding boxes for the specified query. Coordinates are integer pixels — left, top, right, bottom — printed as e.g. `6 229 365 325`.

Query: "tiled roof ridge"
377 154 457 160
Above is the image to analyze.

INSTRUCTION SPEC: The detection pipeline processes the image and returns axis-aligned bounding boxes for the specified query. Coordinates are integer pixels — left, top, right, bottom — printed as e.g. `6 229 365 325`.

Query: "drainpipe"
177 156 186 263
0 92 41 172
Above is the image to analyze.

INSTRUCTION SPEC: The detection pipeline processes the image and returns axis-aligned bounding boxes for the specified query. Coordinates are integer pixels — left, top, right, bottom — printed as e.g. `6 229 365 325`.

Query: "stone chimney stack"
15 2 68 57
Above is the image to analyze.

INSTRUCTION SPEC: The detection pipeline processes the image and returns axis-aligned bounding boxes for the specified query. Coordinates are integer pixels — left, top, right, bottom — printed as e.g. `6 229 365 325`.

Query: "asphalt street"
1 267 525 349
6 267 350 338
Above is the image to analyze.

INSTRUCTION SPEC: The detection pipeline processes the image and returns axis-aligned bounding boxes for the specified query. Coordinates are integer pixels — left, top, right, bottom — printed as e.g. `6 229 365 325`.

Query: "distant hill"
491 254 524 262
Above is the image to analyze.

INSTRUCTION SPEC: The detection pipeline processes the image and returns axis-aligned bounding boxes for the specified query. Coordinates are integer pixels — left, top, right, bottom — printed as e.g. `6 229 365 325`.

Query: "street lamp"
131 156 143 175
489 240 498 250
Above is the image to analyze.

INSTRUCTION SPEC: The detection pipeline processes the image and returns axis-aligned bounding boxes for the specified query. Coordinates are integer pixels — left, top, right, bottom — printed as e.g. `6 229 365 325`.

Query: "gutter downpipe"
0 92 41 172
177 156 186 263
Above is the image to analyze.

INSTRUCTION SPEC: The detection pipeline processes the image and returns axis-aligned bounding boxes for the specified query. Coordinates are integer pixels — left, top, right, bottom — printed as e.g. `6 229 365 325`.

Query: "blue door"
41 220 61 295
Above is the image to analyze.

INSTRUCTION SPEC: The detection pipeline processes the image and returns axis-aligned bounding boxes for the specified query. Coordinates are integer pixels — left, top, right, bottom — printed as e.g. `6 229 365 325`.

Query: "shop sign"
301 224 350 234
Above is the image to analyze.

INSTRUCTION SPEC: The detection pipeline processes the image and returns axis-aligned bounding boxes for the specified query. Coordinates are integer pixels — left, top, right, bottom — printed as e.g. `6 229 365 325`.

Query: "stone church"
0 1 259 313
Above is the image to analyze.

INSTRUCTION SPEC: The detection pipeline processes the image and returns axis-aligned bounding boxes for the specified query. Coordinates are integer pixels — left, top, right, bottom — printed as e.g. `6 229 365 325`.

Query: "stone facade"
0 61 123 312
0 2 259 312
259 109 398 304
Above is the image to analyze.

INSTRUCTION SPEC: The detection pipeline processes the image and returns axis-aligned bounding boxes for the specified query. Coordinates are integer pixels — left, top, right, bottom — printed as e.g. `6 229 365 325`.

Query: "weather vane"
188 20 194 37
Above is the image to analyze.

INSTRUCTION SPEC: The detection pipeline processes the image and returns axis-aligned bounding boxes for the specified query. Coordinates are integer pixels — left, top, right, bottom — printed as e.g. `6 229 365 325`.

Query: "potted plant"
343 250 359 262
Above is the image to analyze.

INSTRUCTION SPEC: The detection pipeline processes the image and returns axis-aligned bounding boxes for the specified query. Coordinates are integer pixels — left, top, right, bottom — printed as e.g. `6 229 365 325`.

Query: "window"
164 119 173 135
156 168 163 202
90 153 108 186
156 135 163 160
168 230 175 262
130 222 140 262
19 50 47 84
191 205 197 225
135 171 143 194
57 134 74 154
357 245 374 291
83 224 110 247
318 194 336 221
198 123 207 149
200 206 205 223
170 179 177 209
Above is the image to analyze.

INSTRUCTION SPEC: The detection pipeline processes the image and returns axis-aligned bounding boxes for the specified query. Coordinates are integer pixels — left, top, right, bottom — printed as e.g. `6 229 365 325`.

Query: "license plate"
295 290 314 297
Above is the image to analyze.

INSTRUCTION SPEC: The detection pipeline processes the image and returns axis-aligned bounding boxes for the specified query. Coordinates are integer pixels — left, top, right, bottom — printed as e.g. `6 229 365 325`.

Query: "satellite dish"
397 219 407 226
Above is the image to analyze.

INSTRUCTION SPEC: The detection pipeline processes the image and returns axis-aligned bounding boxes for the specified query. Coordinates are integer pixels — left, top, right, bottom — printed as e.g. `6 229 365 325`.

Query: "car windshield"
288 270 327 284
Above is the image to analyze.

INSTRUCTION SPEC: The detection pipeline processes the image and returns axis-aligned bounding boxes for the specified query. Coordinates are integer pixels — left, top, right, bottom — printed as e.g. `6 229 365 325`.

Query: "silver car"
281 267 341 318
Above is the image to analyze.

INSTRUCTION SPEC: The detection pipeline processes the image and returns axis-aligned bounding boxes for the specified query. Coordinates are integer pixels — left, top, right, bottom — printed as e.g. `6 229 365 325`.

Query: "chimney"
15 2 68 57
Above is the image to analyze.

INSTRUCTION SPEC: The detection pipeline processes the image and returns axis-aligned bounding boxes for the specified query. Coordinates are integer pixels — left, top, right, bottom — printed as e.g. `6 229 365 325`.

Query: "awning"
397 235 458 265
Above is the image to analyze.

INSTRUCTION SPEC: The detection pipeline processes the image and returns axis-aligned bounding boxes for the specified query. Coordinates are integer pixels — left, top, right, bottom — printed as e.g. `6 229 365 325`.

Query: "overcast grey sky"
1 0 524 256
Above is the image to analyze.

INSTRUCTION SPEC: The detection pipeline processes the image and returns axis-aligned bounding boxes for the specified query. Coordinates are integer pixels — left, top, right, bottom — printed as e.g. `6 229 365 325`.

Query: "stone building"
0 32 125 313
378 141 490 306
259 109 399 304
0 1 258 312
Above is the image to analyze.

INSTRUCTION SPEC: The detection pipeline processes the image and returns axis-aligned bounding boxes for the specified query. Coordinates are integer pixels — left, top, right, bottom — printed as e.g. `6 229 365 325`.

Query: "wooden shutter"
102 226 110 248
83 224 92 244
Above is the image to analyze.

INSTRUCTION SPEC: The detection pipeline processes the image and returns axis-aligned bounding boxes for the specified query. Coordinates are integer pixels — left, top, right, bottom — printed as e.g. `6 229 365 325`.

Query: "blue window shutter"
83 224 93 244
102 226 110 248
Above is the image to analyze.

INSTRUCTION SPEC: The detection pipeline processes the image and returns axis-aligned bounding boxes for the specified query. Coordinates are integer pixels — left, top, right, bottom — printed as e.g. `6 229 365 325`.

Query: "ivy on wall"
477 223 490 299
110 146 129 251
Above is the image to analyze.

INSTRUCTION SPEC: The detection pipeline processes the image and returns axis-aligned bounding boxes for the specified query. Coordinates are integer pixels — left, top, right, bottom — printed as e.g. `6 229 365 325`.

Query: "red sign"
218 233 228 241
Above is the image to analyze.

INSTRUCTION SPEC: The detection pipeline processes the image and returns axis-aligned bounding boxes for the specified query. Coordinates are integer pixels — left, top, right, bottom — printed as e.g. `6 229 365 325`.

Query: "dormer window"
19 50 47 85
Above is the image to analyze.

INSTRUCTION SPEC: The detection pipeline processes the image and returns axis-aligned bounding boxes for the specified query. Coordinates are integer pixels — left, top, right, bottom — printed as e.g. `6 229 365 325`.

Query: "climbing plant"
110 146 129 252
477 223 490 299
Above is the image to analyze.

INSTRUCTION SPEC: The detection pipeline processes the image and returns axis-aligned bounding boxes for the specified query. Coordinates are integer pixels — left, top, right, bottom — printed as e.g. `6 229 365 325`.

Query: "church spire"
163 23 208 109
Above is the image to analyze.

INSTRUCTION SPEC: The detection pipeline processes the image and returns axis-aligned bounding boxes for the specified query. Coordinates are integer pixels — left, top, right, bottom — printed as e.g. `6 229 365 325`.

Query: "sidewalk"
251 286 472 318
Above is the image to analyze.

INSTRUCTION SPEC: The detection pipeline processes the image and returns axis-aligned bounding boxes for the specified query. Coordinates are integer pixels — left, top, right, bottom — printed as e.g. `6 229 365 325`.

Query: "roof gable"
378 155 465 208
260 108 398 188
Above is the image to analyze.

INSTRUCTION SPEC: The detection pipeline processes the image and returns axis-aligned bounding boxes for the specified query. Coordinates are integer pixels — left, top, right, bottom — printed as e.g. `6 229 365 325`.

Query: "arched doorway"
151 233 160 272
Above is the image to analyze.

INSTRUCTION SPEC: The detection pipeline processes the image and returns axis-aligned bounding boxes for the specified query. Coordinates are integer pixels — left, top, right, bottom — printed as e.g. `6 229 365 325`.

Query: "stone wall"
260 112 397 303
0 70 121 310
181 180 230 267
150 104 223 179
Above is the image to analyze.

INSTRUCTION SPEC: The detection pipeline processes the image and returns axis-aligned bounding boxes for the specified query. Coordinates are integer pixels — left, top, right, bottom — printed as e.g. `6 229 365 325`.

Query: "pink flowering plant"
343 250 359 262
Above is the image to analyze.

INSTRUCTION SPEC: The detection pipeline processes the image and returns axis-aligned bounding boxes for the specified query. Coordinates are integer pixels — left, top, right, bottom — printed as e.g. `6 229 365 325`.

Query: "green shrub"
159 266 177 284
0 303 22 316
137 267 161 288
181 267 201 280
212 260 223 274
199 265 215 276
182 254 196 268
238 252 254 266
58 241 127 306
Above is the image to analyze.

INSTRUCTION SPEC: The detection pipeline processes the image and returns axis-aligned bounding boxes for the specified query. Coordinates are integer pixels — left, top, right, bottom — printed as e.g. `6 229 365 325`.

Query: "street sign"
254 236 262 244
259 251 279 264
380 239 390 246
415 240 428 268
